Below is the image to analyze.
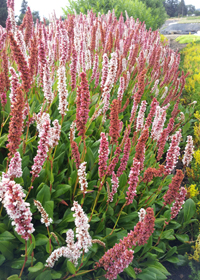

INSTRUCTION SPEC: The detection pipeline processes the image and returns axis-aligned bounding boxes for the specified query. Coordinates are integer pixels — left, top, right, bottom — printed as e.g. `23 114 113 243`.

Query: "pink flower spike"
170 187 187 219
58 65 68 117
98 132 109 179
6 152 22 179
71 201 92 253
165 129 182 175
78 162 88 194
182 135 194 166
50 119 61 148
0 178 34 240
136 100 147 131
126 158 140 205
117 137 131 177
34 200 53 227
117 76 125 103
101 53 109 89
43 63 53 104
108 172 119 203
31 119 50 179
0 92 7 108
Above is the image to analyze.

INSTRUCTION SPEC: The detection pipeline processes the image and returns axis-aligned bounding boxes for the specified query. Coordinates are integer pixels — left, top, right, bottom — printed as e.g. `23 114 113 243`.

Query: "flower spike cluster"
34 200 53 227
46 201 92 268
97 207 155 280
0 177 34 240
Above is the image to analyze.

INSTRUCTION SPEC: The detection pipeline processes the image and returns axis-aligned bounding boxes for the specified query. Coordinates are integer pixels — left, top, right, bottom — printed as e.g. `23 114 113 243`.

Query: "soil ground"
164 261 191 280
165 35 188 51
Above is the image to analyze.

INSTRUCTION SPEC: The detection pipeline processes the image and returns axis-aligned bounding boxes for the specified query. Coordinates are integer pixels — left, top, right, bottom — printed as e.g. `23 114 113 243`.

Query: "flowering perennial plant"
0 5 194 280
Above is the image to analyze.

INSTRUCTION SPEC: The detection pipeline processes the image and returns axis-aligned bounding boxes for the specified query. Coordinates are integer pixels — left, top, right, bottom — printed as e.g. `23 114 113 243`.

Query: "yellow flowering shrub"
189 234 200 262
194 111 200 145
160 34 168 46
181 42 200 110
188 184 199 198
194 150 200 165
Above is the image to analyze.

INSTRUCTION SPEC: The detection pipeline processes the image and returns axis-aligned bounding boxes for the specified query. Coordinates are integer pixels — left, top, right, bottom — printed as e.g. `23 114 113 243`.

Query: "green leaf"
35 270 52 280
96 219 105 234
11 259 26 269
7 275 21 280
0 223 6 233
28 262 44 272
166 256 180 263
141 235 152 255
137 270 157 280
0 241 14 259
22 155 30 170
35 234 49 246
153 247 164 253
52 184 71 198
46 239 53 253
118 212 138 224
54 151 65 162
51 271 62 279
0 231 15 241
175 234 189 243
36 184 51 204
67 260 76 274
25 135 37 145
90 215 100 223
44 201 54 219
107 205 114 216
85 147 95 169
27 242 34 256
146 261 170 276
148 267 167 279
162 246 177 261
161 229 175 240
0 254 5 266
184 198 196 222
0 134 7 148
124 266 136 279
182 122 190 135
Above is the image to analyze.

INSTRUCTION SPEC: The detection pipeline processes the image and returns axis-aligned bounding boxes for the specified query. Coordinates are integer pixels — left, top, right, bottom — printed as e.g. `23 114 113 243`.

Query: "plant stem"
19 240 27 278
110 202 127 236
64 269 96 280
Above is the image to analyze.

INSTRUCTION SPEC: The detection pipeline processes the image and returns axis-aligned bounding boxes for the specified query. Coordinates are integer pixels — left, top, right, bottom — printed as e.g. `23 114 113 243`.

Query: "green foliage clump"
176 35 200 44
63 0 166 30
141 0 167 29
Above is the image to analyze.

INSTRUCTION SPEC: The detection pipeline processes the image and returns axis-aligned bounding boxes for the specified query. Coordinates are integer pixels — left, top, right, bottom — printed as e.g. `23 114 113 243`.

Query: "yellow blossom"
188 184 199 198
189 234 200 262
194 150 200 165
194 111 200 121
